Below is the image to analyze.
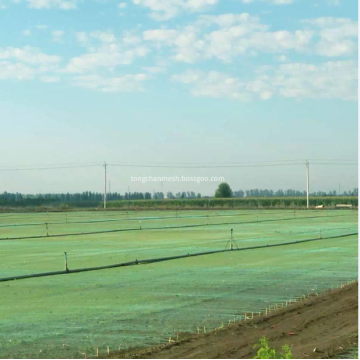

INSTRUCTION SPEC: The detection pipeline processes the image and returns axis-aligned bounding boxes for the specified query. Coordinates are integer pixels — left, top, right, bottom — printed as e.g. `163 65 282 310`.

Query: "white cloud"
144 27 203 62
40 75 60 82
0 61 35 80
271 60 358 100
142 66 166 73
65 43 149 73
303 17 358 57
22 29 31 36
72 73 148 92
118 2 127 8
36 24 48 30
12 0 78 9
0 46 61 65
0 46 61 83
76 32 89 45
132 0 293 20
132 0 218 20
52 30 65 42
173 60 358 101
173 70 252 100
238 0 293 4
143 14 313 63
90 30 116 43
142 14 357 63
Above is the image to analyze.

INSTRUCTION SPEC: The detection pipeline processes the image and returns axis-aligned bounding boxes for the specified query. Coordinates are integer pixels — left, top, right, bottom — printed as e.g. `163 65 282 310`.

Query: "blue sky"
0 0 358 195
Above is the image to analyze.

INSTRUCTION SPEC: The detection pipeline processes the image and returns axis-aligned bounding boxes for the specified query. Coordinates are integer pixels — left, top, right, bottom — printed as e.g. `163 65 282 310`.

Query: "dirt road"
106 282 358 359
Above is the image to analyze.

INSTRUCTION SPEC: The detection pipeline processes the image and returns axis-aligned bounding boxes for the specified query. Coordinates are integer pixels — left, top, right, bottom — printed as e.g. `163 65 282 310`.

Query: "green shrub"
254 337 292 359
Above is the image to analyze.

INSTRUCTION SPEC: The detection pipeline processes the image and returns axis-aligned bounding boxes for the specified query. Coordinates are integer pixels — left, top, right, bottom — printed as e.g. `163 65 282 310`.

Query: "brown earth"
105 282 358 359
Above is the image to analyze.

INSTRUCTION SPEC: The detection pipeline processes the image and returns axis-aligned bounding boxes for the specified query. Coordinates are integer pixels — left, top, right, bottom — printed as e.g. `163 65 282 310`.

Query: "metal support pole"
230 229 233 250
64 252 68 271
306 160 309 209
104 162 107 210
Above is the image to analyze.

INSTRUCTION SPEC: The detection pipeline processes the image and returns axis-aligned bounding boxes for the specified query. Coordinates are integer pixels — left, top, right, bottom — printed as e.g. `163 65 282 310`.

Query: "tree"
233 190 244 198
215 182 233 198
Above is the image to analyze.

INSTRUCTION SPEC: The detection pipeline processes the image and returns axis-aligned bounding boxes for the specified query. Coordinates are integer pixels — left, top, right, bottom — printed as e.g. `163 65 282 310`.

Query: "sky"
0 0 358 196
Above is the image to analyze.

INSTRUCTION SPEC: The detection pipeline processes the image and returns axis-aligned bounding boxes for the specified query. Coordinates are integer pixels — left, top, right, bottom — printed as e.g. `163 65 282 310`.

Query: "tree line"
0 191 202 207
0 187 357 208
232 188 358 198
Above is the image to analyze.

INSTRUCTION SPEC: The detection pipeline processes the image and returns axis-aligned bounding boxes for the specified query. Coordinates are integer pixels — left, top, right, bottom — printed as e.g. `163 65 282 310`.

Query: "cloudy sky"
0 0 358 195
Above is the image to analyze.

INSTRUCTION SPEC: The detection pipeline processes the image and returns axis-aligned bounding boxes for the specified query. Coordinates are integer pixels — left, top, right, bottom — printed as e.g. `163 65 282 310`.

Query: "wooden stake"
96 348 99 357
107 346 109 354
204 326 206 333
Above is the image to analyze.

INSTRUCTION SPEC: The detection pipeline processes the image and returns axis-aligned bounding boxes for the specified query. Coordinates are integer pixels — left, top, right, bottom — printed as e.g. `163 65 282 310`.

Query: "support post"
306 160 310 209
230 229 233 250
104 162 107 210
64 252 68 271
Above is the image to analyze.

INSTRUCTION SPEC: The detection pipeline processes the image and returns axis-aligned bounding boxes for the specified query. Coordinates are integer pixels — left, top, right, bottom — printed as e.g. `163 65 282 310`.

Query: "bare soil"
105 282 358 359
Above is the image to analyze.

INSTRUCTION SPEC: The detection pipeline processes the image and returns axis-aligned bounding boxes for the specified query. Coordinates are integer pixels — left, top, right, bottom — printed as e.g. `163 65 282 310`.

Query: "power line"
108 163 305 169
0 161 357 172
309 163 358 166
0 162 101 168
308 159 358 162
107 159 306 165
0 165 101 172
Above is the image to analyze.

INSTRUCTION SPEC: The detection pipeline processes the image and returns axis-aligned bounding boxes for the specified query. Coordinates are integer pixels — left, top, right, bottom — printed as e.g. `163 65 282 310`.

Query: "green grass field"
0 209 358 358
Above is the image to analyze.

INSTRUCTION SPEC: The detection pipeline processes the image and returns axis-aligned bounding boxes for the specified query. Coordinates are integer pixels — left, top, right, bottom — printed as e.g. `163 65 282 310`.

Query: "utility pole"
306 160 310 209
104 162 107 210
109 181 111 194
339 183 340 196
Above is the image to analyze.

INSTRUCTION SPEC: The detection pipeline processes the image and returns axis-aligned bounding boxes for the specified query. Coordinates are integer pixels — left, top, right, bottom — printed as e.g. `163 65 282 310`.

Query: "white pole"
306 160 309 209
104 162 107 210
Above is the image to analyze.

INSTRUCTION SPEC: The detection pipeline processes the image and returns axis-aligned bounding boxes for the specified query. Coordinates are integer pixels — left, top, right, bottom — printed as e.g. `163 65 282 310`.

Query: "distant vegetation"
107 197 358 209
0 188 357 209
233 188 358 197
